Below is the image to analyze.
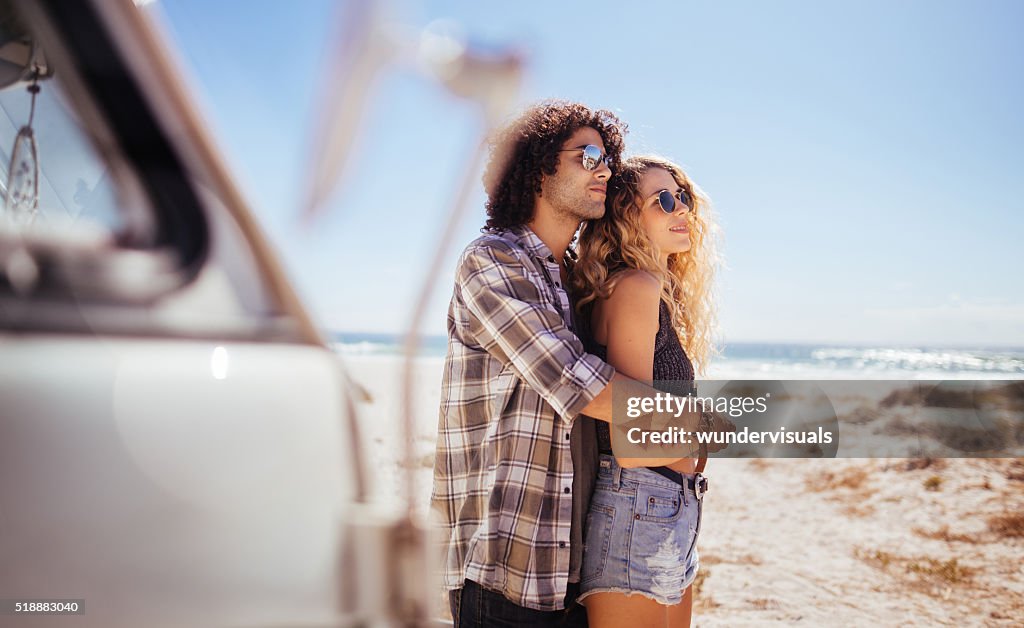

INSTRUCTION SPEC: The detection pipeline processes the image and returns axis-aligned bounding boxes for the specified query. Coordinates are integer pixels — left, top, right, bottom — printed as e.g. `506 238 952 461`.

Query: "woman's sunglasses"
557 144 610 171
656 188 692 214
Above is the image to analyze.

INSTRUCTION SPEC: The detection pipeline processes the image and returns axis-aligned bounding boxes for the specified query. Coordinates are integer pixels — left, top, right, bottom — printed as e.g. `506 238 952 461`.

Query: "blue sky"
151 0 1024 346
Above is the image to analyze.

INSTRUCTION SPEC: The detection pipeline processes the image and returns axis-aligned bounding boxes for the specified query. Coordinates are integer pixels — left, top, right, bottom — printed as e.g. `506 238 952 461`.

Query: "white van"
0 0 432 624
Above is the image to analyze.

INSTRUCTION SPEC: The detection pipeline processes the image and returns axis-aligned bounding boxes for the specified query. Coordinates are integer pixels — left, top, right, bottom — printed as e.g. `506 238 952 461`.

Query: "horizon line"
326 331 1024 352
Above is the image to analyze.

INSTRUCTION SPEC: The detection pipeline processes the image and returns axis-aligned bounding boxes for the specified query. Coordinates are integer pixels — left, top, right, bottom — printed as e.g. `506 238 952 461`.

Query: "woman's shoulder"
607 269 662 303
601 269 663 326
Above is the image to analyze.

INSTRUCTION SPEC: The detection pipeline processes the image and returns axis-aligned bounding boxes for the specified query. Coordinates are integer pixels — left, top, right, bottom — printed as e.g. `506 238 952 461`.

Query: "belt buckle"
693 473 708 500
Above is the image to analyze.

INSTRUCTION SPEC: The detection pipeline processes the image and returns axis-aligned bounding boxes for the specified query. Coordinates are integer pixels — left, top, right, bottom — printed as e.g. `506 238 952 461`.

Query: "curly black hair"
481 100 627 233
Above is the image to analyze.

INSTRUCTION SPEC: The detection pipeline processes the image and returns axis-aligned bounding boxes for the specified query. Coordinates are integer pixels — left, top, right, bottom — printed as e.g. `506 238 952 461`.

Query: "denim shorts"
578 454 704 606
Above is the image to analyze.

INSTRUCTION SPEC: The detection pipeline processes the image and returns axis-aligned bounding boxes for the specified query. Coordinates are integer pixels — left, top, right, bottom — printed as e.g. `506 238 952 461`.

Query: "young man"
431 101 710 627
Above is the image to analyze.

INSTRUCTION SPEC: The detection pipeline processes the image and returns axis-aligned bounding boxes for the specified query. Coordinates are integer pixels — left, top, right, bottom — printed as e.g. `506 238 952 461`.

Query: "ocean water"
332 333 1024 379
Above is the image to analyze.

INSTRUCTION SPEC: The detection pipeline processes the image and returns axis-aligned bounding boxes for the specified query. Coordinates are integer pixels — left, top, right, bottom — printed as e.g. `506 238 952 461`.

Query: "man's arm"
582 376 734 458
458 240 614 424
581 372 700 430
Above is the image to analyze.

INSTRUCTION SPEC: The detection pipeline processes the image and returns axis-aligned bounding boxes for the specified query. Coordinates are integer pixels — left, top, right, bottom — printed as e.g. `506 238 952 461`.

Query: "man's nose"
594 158 611 180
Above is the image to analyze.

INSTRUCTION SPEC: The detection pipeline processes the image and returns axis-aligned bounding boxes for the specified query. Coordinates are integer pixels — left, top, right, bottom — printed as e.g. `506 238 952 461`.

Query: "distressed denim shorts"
578 454 704 606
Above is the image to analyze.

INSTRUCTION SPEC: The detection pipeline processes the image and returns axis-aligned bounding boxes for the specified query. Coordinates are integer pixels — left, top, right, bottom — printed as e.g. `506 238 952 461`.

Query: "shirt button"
565 433 570 441
564 487 571 494
558 541 566 548
547 255 556 263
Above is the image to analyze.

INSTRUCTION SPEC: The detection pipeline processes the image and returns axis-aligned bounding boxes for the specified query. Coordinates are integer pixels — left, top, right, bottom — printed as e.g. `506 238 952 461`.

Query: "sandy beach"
342 354 1024 626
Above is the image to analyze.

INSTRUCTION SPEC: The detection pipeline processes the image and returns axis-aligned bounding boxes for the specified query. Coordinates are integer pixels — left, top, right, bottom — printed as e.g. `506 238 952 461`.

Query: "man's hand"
700 410 737 454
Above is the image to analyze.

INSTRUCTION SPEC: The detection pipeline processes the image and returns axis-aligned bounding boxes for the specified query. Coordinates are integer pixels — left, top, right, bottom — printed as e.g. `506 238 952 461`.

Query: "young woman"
572 155 719 627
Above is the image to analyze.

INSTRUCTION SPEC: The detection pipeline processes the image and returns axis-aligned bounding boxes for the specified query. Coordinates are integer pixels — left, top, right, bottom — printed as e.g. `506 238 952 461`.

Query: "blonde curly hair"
573 155 720 374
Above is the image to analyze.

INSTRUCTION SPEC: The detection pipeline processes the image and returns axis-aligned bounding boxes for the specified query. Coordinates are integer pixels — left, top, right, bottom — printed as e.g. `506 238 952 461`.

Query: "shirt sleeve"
457 239 615 423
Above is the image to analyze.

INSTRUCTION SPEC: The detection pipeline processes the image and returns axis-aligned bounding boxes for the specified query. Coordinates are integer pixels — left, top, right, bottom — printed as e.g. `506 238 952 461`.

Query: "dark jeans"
449 579 588 627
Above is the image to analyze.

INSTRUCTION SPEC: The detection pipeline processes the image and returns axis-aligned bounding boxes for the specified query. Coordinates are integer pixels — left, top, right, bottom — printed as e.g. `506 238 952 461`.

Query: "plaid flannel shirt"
431 225 615 611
